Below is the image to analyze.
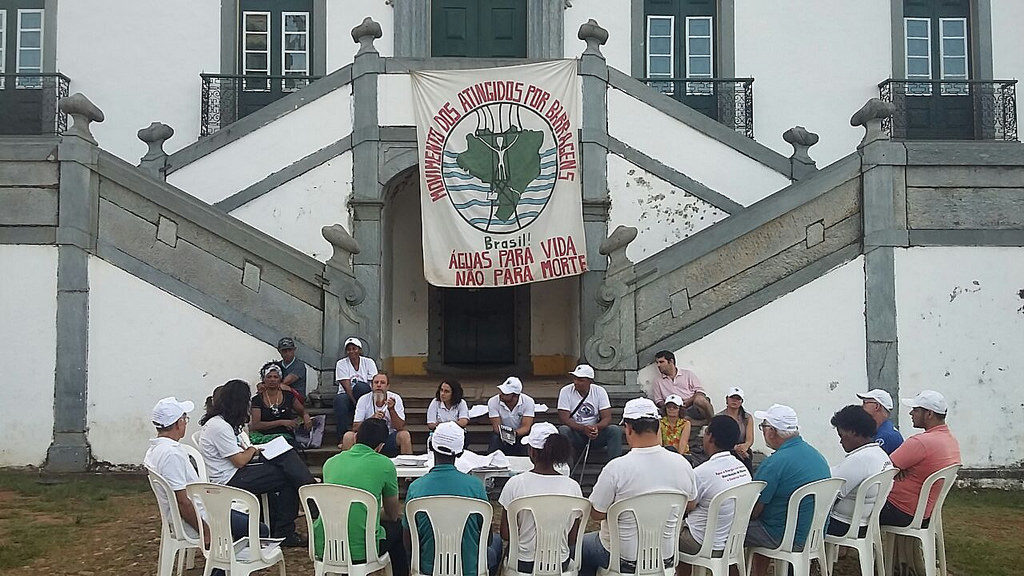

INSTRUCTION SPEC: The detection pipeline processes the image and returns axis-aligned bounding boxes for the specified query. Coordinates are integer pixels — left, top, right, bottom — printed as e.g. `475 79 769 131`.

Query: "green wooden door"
442 287 516 365
903 0 973 139
237 0 312 120
432 0 527 58
644 0 717 120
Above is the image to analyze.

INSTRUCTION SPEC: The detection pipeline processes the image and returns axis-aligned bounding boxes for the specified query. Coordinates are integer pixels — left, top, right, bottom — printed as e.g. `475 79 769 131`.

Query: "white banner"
412 60 586 288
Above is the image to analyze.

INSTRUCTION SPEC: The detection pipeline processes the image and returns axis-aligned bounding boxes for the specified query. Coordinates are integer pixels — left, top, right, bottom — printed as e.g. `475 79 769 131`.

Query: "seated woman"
828 404 893 537
660 395 691 454
250 362 311 445
716 387 755 469
426 378 470 429
499 423 584 575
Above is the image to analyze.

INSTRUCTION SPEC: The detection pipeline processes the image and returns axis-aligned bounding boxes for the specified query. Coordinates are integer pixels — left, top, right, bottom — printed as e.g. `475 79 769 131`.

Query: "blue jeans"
334 379 371 434
558 424 624 460
580 532 610 576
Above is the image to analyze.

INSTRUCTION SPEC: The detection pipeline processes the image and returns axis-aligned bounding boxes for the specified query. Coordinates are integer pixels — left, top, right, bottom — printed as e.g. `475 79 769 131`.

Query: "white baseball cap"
344 337 363 349
726 387 745 400
900 390 948 415
520 422 559 449
754 404 799 432
152 397 195 428
498 376 523 395
620 397 661 423
569 364 595 379
857 389 894 411
429 421 466 455
664 394 684 407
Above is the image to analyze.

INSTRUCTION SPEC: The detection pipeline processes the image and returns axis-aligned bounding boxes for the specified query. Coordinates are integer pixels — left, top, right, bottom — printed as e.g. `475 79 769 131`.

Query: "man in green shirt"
404 421 502 576
314 418 408 576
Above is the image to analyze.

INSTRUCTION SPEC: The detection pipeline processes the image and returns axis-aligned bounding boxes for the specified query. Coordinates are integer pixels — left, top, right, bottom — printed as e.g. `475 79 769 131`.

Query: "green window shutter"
432 0 525 58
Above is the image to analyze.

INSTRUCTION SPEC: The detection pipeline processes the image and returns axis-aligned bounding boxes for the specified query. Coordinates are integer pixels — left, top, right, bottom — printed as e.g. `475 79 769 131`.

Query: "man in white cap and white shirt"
581 398 696 576
879 390 960 527
856 388 904 454
334 336 379 436
487 376 536 456
557 364 623 460
144 397 267 575
746 404 830 576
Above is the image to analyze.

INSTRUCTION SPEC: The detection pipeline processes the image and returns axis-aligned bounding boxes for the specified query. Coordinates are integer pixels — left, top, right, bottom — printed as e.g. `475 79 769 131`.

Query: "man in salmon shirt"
879 390 961 527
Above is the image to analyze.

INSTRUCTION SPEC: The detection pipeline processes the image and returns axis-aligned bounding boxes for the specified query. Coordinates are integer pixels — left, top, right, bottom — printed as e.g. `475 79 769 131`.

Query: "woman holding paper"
250 361 312 444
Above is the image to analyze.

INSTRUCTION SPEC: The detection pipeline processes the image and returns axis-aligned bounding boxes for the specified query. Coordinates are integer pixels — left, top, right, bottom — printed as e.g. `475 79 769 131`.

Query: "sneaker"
281 533 308 548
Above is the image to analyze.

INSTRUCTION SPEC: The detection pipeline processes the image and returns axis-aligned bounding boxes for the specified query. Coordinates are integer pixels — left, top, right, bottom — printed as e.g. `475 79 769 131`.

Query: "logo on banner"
442 102 556 234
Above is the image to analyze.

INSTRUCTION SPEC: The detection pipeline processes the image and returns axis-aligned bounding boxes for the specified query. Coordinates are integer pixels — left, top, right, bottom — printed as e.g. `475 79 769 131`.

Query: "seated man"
404 422 503 576
277 337 307 401
342 371 412 456
827 405 892 537
582 398 697 576
487 376 536 456
145 397 268 576
879 390 961 528
746 404 830 576
557 364 623 461
651 350 713 421
856 389 904 454
315 418 408 576
677 415 751 575
334 337 379 440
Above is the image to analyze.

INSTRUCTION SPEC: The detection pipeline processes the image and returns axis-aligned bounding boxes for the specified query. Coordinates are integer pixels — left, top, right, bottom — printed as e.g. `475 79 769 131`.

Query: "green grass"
941 489 1024 576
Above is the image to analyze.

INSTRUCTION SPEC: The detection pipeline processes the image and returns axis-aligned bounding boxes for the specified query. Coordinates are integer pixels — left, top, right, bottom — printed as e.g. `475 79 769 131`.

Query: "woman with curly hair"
426 378 470 429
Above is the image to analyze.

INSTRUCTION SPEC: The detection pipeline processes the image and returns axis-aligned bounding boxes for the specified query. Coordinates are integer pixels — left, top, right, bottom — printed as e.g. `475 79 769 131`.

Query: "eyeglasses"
759 422 772 430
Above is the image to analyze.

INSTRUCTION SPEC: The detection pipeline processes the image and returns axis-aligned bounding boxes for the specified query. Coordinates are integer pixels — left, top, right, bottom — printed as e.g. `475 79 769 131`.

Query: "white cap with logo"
726 387 745 400
429 421 466 455
900 390 948 415
856 388 894 411
664 394 684 407
498 376 523 395
753 403 799 432
152 397 195 427
620 397 661 424
520 422 559 449
344 337 363 349
569 364 595 379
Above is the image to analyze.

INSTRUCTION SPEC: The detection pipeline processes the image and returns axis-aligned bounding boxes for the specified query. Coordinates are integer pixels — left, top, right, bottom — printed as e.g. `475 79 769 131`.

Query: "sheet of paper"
393 454 431 467
535 404 549 413
455 450 510 473
235 537 283 561
255 436 292 460
467 404 489 419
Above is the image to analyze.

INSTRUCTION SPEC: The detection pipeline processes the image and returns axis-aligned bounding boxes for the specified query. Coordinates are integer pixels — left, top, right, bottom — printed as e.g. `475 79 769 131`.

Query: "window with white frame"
939 17 968 95
242 11 270 91
281 12 308 91
685 16 713 96
646 15 674 95
0 11 7 89
904 17 931 95
16 8 43 88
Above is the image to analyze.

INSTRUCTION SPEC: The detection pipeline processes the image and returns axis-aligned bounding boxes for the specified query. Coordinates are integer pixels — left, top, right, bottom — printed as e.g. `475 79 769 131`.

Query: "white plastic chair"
147 468 201 576
502 494 591 576
180 442 210 482
299 484 394 576
190 430 203 449
597 491 691 576
406 495 494 576
678 481 766 576
881 464 961 576
186 482 287 576
825 468 898 576
745 477 844 576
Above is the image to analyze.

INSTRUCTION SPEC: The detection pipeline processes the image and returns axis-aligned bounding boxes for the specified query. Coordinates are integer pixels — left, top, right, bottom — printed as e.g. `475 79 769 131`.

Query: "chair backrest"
837 467 899 539
692 481 766 561
604 491 690 576
406 495 493 576
190 430 202 449
178 442 209 482
907 463 961 529
777 478 844 553
504 494 592 575
146 467 198 544
186 483 267 566
300 484 387 567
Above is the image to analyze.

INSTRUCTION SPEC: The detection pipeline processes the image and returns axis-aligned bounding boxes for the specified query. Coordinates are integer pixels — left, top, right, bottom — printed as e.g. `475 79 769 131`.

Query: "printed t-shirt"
487 393 536 429
874 420 904 455
335 356 378 385
498 471 584 562
557 384 611 426
686 451 752 548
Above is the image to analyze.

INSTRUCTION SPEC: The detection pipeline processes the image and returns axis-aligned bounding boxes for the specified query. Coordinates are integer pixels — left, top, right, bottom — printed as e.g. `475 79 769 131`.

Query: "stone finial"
137 122 174 178
599 225 638 276
783 126 819 179
578 19 608 58
323 224 361 272
351 17 382 55
850 98 895 149
58 93 104 144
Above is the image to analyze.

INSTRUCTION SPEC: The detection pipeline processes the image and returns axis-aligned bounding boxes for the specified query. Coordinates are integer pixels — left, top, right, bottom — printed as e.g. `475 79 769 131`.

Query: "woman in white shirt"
827 404 893 537
426 378 470 429
499 422 584 574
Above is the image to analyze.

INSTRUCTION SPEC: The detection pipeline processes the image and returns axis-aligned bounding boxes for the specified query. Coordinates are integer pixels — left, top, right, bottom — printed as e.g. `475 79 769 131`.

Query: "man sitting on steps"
557 364 623 462
341 371 413 456
487 376 536 456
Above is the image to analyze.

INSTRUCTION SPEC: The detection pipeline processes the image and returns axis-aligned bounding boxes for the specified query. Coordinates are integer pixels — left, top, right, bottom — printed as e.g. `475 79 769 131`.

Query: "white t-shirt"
557 384 611 426
499 472 584 562
589 445 697 562
830 443 893 526
354 391 406 434
427 398 469 424
487 393 536 429
144 437 205 538
685 451 752 548
200 416 248 485
335 356 378 385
